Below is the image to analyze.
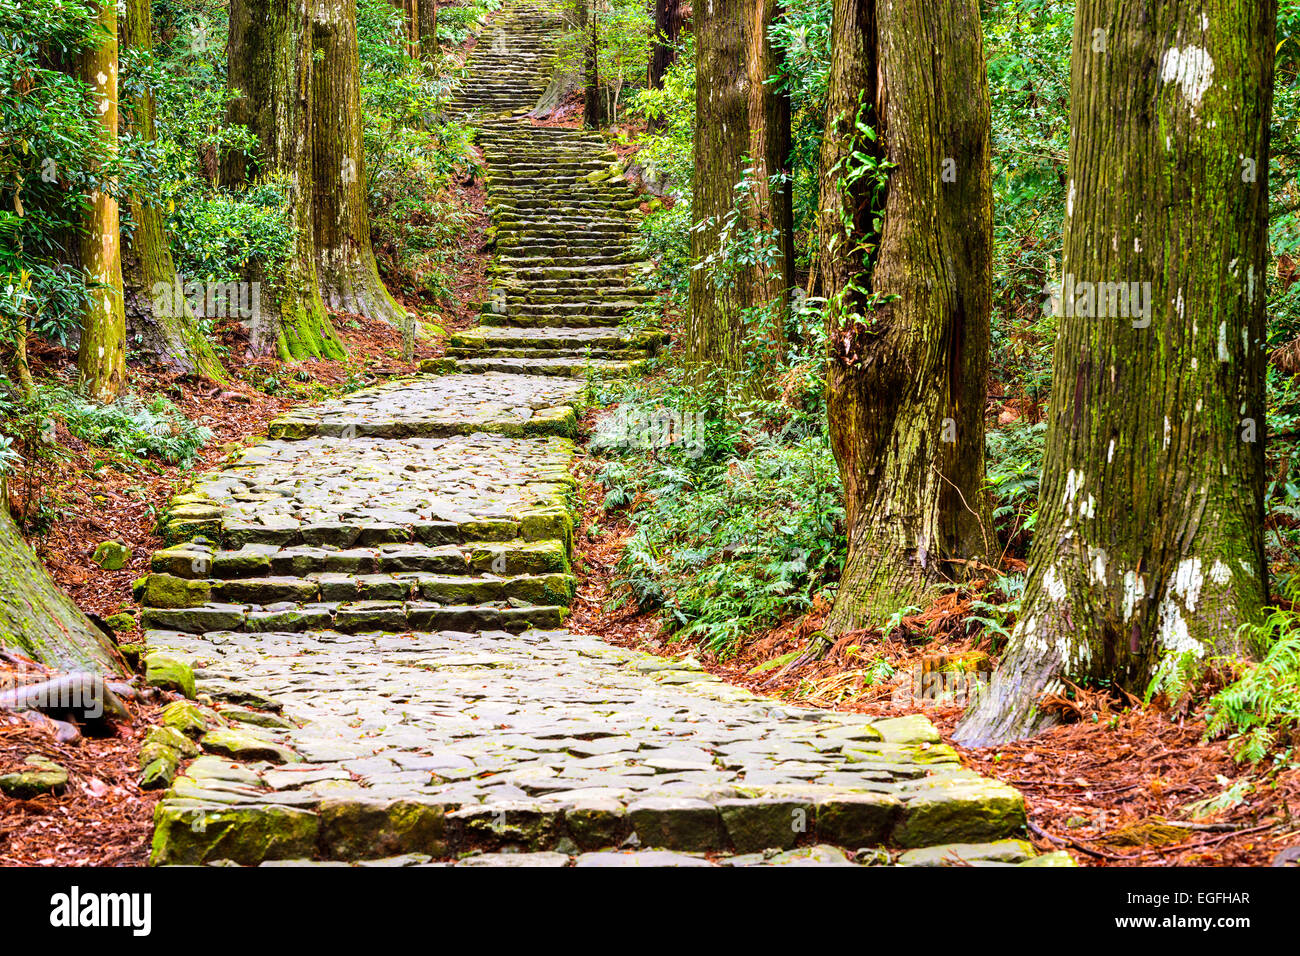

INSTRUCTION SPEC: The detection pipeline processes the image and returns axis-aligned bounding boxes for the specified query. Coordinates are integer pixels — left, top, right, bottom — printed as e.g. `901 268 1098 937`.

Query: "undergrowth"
590 376 845 656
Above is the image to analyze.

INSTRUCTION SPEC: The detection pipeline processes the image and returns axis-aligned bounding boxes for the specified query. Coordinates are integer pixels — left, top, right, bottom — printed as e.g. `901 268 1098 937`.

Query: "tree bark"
650 0 681 89
582 0 605 129
392 0 420 58
418 0 438 60
818 0 993 634
957 1 1275 746
744 0 796 393
77 0 126 403
225 0 345 361
686 0 749 385
0 500 120 674
121 0 227 382
311 0 407 325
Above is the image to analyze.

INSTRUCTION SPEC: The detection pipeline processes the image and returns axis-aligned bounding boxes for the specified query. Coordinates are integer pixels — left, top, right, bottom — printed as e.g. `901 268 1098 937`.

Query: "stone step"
140 600 566 636
143 623 1029 865
151 538 574 579
444 356 648 378
142 569 575 609
156 433 578 553
450 327 666 352
480 313 649 329
501 290 655 303
152 536 571 577
232 841 1065 867
447 346 647 361
489 264 646 280
265 373 584 440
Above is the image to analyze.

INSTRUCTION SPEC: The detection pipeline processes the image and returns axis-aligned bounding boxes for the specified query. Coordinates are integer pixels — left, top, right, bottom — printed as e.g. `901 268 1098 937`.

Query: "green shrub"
167 181 294 285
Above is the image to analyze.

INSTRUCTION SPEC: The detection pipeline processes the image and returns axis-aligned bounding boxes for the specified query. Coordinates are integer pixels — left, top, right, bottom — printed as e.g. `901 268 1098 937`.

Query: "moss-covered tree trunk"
957 1 1275 746
686 0 749 385
744 0 795 393
418 0 438 61
650 0 681 89
77 0 126 404
121 0 226 382
226 0 345 360
818 0 993 634
0 499 120 674
311 0 407 325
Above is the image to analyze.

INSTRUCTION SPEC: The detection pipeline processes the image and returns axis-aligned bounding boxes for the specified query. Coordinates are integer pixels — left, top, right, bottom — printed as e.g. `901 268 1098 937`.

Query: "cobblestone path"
138 1 1045 867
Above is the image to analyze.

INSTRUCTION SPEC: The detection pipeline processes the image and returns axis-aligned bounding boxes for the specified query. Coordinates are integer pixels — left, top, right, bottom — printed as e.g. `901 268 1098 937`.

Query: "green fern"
1206 609 1300 763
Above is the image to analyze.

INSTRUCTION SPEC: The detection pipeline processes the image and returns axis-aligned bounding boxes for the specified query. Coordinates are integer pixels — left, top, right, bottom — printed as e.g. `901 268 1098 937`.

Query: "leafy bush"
167 181 295 284
436 0 502 46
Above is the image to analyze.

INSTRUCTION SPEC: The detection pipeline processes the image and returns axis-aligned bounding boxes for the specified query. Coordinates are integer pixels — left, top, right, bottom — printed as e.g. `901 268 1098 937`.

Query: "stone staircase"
446 2 565 119
136 0 1042 868
427 14 665 380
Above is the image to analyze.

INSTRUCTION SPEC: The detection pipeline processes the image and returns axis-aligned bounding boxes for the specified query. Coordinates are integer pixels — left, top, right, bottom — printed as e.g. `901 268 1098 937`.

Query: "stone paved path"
139 0 1042 867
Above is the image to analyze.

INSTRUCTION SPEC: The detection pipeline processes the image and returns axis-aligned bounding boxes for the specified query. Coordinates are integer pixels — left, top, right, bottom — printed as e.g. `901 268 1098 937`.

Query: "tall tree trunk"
686 0 749 385
744 0 796 394
818 0 993 634
0 500 120 674
392 0 419 57
226 0 345 361
77 0 126 403
582 1 605 129
121 0 226 382
311 0 407 324
957 1 1275 746
650 0 681 89
418 0 438 60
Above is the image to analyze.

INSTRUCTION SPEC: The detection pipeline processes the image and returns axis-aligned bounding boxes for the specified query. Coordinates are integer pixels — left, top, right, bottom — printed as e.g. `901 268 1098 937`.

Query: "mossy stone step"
441 357 648 378
151 538 571 585
142 570 575 608
150 777 1027 865
141 600 567 635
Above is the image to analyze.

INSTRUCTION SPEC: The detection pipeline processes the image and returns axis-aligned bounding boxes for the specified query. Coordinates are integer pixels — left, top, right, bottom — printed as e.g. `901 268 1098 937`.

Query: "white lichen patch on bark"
1044 564 1068 601
1089 547 1108 586
1063 469 1083 510
1122 568 1145 622
1209 558 1231 585
1160 45 1215 110
1157 600 1201 657
1169 557 1204 612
